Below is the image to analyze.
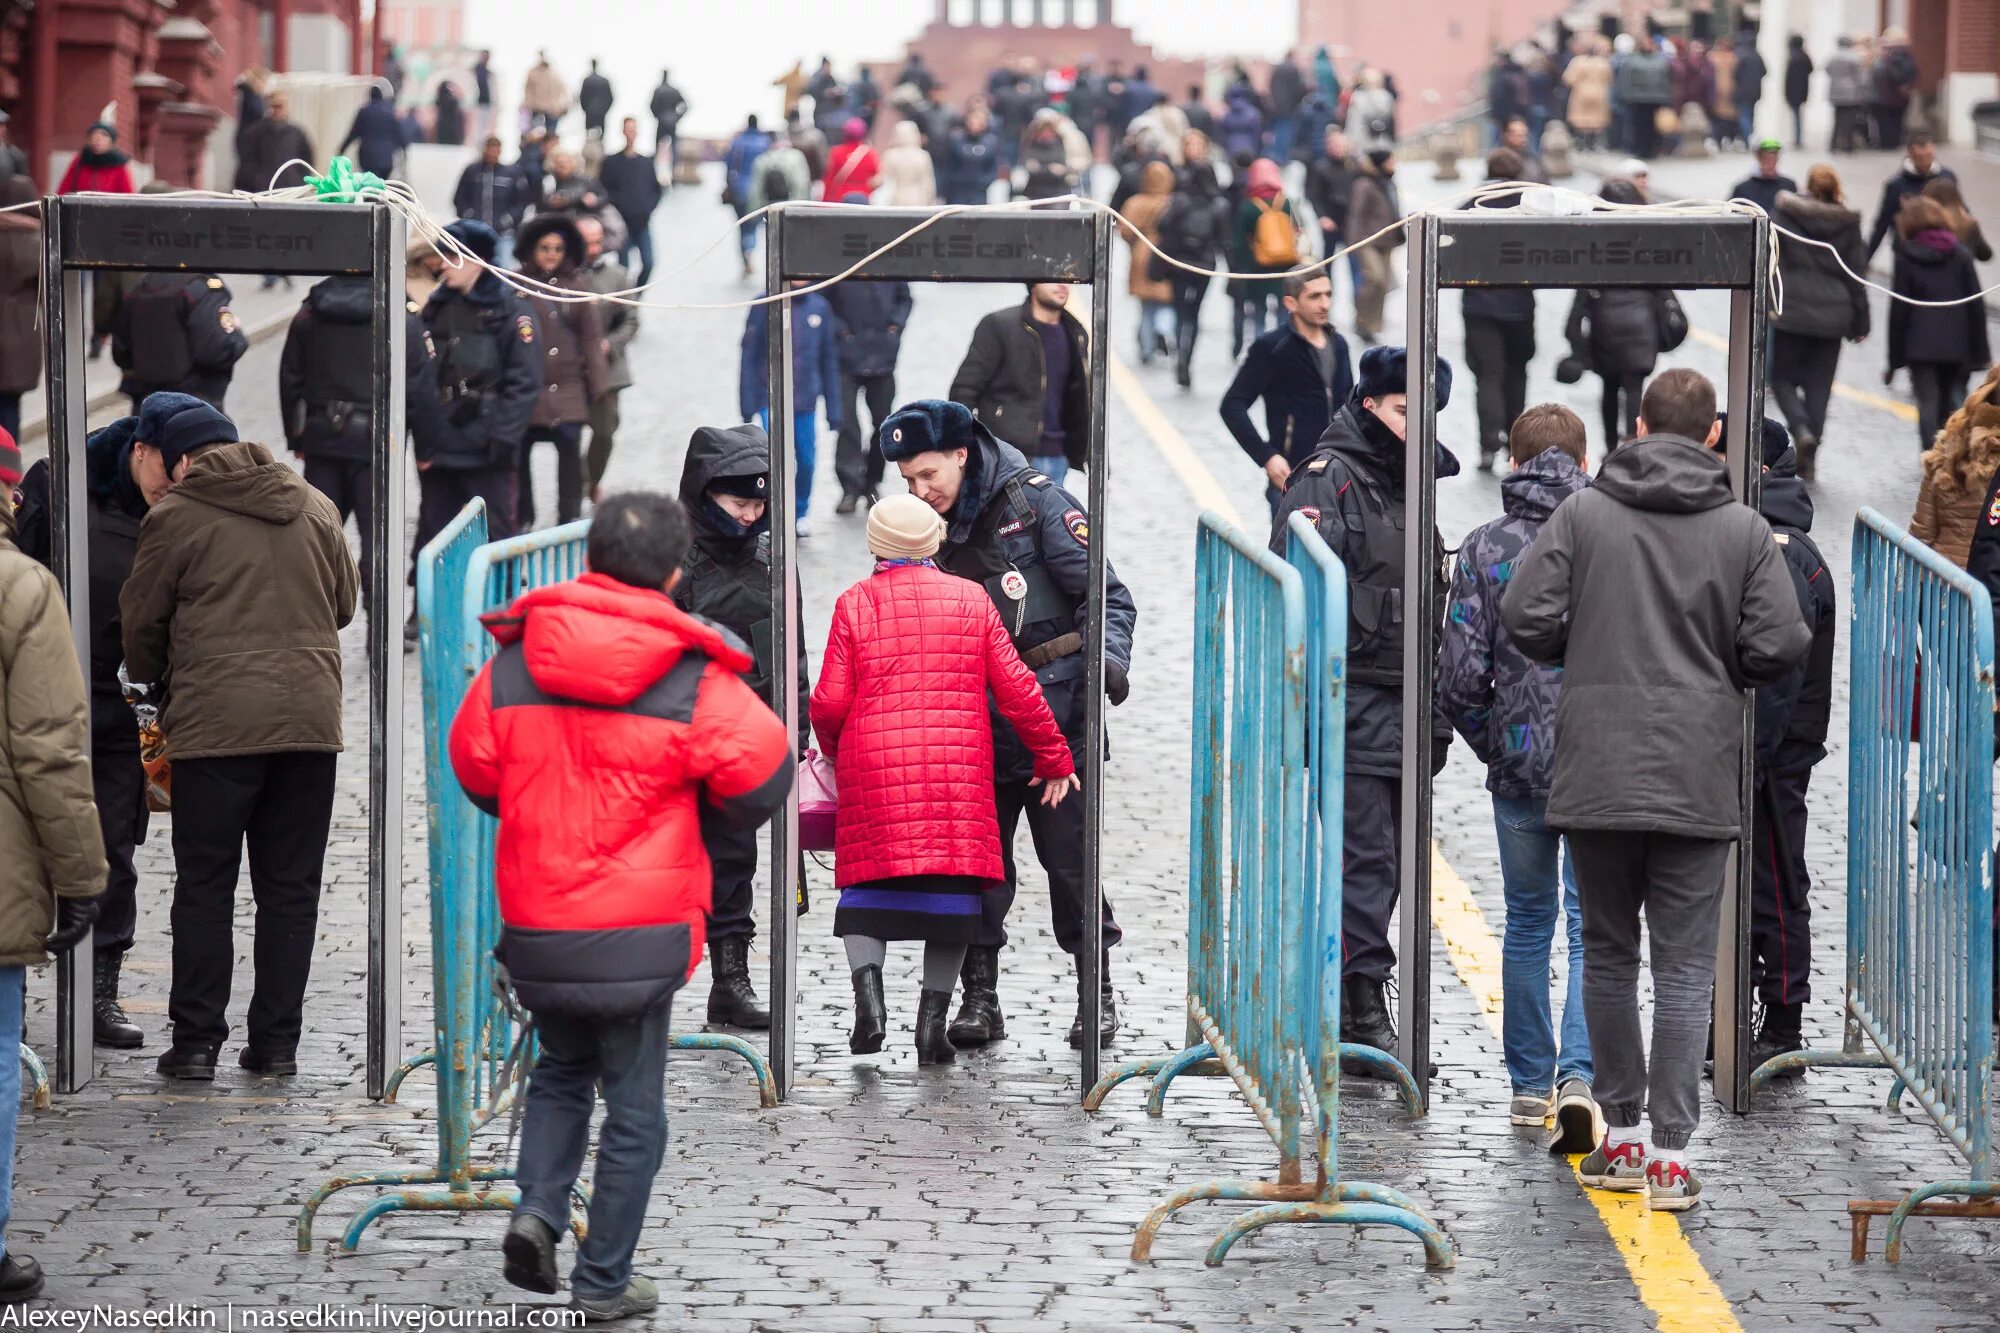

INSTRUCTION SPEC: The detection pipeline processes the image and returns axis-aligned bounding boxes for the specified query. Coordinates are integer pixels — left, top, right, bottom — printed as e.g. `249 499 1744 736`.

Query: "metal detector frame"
765 203 1114 1102
1402 209 1770 1114
42 195 408 1096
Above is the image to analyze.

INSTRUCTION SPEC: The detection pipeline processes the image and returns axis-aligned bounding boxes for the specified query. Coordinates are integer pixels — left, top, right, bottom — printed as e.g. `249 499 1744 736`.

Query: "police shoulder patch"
1062 508 1088 546
1988 491 2000 526
218 309 238 334
516 315 535 344
1025 473 1051 487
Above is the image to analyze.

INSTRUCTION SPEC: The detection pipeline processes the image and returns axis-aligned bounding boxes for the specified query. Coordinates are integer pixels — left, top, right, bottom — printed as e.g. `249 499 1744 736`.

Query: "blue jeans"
757 410 820 519
621 224 655 287
1032 453 1068 486
0 967 22 1260
1494 796 1591 1093
1271 116 1296 162
514 999 673 1301
494 231 516 271
1136 300 1175 362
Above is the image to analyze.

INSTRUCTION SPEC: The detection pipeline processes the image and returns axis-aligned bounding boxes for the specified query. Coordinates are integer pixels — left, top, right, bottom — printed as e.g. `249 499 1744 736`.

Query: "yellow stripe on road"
1688 327 1917 423
1108 344 1741 1333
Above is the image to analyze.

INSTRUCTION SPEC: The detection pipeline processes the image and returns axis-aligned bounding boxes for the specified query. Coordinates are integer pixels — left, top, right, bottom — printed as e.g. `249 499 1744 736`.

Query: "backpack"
1249 198 1299 267
1161 192 1219 264
761 162 792 204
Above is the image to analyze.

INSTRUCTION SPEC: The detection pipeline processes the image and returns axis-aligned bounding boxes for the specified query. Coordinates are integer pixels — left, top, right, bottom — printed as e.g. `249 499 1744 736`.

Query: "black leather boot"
93 949 144 1050
501 1211 560 1295
1066 954 1118 1049
1749 1001 1806 1079
915 988 957 1065
156 1044 217 1081
1339 976 1398 1075
0 1254 44 1304
849 965 886 1055
946 946 1005 1046
705 936 770 1030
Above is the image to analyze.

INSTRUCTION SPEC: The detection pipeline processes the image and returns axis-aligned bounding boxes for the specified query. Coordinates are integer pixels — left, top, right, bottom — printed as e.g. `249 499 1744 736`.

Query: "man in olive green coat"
120 393 358 1082
0 488 108 1303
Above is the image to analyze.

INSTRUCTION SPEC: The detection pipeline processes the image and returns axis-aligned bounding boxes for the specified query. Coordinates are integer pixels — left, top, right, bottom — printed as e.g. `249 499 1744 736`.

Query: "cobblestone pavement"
11 165 1997 1330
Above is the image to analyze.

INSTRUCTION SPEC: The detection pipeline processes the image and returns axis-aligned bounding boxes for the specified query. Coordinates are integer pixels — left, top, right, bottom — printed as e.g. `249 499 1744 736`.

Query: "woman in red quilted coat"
811 493 1078 1065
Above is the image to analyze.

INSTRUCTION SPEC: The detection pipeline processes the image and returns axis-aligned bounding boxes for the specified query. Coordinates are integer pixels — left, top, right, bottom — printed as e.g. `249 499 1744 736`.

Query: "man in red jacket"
450 491 791 1320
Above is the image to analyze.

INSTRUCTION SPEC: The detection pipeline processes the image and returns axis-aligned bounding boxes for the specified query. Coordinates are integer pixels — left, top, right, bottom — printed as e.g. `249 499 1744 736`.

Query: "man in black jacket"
453 137 531 269
825 273 913 514
578 59 613 140
600 119 664 285
1728 139 1797 218
1305 127 1356 300
1865 132 1955 260
650 70 688 164
949 284 1090 487
408 220 541 627
1220 271 1352 511
234 89 314 194
109 273 249 415
1463 151 1537 472
1268 347 1457 1067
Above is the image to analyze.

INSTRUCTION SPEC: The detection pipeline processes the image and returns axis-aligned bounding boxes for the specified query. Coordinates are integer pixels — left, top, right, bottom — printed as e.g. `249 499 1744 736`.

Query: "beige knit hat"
867 492 946 560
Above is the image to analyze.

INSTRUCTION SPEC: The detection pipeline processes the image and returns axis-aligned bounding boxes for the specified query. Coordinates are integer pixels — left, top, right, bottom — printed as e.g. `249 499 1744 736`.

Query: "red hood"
482 572 753 706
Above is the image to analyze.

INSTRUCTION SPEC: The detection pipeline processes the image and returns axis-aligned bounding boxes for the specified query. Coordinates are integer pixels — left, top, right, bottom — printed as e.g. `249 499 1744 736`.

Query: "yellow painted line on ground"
1109 345 1741 1332
1688 327 1917 422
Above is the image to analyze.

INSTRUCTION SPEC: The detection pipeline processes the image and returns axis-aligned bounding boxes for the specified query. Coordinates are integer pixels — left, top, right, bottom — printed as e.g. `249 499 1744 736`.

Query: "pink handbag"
798 749 838 852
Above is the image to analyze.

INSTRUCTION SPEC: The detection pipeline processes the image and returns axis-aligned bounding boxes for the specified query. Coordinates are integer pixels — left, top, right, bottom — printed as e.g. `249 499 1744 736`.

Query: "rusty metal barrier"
301 509 776 1253
1084 512 1452 1268
1754 508 1996 1261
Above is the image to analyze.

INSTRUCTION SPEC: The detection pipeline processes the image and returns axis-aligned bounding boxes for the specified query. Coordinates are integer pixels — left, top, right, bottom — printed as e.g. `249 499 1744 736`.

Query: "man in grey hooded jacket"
1500 368 1809 1213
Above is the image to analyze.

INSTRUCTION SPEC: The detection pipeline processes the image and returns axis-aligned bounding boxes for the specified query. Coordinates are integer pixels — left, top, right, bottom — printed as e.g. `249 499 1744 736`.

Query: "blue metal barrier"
1085 513 1451 1268
301 511 777 1253
1756 509 1995 1261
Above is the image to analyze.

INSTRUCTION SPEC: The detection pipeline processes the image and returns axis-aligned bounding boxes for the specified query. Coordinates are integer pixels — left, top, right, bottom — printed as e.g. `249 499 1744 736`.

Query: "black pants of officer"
700 802 758 943
168 752 336 1054
1750 770 1813 1008
834 371 895 501
517 422 586 530
1463 316 1533 461
1342 773 1401 983
411 464 519 586
977 779 1123 956
91 742 147 955
304 457 374 597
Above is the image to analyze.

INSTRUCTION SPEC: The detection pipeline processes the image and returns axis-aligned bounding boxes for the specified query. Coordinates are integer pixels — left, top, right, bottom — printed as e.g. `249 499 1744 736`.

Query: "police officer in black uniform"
672 421 810 1028
1268 346 1456 1070
407 219 542 640
876 399 1137 1050
109 271 249 414
279 271 441 605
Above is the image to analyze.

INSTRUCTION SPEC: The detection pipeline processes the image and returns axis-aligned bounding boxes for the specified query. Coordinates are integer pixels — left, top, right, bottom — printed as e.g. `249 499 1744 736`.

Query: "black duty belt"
1021 632 1083 670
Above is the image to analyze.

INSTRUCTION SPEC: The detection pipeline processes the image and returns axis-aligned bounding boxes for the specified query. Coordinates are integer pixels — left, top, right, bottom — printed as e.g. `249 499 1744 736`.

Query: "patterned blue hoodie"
1437 446 1592 799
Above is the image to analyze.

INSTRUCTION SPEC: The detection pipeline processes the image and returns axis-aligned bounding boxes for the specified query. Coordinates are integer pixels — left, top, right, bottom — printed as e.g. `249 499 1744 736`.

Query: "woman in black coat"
1890 194 1994 450
1564 179 1668 451
1769 166 1869 475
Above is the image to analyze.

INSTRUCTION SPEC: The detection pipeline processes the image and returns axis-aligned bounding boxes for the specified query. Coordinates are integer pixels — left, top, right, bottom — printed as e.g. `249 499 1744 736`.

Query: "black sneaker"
502 1212 561 1295
0 1255 44 1305
156 1045 218 1081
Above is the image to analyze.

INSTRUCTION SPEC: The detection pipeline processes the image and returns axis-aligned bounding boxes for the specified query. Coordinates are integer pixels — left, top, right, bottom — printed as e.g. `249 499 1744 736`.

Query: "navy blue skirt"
833 875 989 943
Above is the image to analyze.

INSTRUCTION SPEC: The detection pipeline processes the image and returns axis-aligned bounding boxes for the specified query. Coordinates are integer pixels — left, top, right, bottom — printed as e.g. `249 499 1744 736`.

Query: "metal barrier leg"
1881 1180 2000 1263
1131 1178 1312 1262
1885 1075 1909 1112
1143 1042 1219 1117
1083 1054 1174 1111
337 1179 524 1255
380 1049 438 1104
668 1033 778 1108
1206 1197 1455 1269
18 1045 49 1111
298 1166 493 1251
1748 1045 1887 1094
1336 1042 1424 1114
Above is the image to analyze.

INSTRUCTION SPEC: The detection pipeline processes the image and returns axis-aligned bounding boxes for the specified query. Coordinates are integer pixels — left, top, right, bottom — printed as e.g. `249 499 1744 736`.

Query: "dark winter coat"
1753 444 1836 777
418 273 543 470
121 442 360 759
1889 231 1991 371
942 124 1002 205
1269 400 1461 776
1784 45 1813 108
1220 324 1355 470
109 273 250 408
453 161 532 236
1218 90 1264 161
578 72 614 128
278 274 442 463
740 292 842 427
514 218 608 427
1771 192 1870 340
1438 447 1591 799
1500 435 1811 838
1866 161 1958 258
1306 153 1355 248
1735 47 1767 110
1870 46 1919 108
1461 188 1536 323
1564 285 1663 377
1268 61 1307 118
600 150 664 236
340 96 406 178
673 424 808 713
1730 171 1797 218
825 279 913 379
0 182 39 395
651 81 688 133
235 117 314 193
948 301 1090 470
1618 50 1674 107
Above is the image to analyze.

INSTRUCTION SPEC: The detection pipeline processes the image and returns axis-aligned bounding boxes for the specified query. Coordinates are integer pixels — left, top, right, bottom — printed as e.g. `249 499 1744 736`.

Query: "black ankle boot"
93 949 144 1050
915 988 956 1065
1066 954 1118 1049
947 946 1005 1046
705 936 770 1030
1340 976 1398 1073
1749 1001 1806 1079
849 965 886 1054
0 1254 44 1304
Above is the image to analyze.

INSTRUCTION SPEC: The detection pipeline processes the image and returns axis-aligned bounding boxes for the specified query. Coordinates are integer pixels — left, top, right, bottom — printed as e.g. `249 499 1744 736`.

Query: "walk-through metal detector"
765 203 1114 1101
1401 209 1771 1114
42 195 407 1095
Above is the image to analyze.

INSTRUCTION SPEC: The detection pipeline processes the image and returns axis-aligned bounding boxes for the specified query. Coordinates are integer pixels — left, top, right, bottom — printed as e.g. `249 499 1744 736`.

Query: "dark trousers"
1463 316 1534 460
1630 110 1661 160
1751 770 1813 1007
167 752 337 1053
585 392 621 496
1599 371 1646 451
1832 106 1867 152
699 804 758 942
979 778 1122 956
411 464 518 584
1768 331 1841 444
91 744 147 954
620 227 656 288
1341 773 1401 982
1232 291 1278 358
0 394 19 442
1910 363 1970 451
1566 830 1732 1151
517 422 586 530
302 457 374 596
1870 104 1906 151
1171 275 1210 376
834 370 896 500
515 999 672 1302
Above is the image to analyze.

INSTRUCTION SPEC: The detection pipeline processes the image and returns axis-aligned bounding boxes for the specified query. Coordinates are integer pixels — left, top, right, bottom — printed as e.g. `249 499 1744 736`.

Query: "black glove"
1105 660 1130 707
45 897 99 954
1430 736 1451 778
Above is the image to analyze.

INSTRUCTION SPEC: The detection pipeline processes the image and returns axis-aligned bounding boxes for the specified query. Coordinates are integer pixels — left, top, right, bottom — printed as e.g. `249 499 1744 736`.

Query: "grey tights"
843 935 967 993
